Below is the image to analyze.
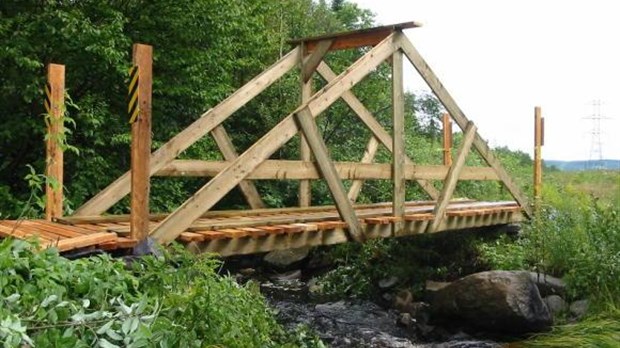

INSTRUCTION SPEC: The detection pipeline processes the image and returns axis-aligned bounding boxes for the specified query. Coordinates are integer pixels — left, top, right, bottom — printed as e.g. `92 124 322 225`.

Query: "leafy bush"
0 239 289 347
316 231 491 299
478 184 620 304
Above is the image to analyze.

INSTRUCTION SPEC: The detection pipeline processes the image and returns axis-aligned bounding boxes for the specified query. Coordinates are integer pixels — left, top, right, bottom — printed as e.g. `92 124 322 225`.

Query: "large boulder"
431 271 552 333
263 246 310 269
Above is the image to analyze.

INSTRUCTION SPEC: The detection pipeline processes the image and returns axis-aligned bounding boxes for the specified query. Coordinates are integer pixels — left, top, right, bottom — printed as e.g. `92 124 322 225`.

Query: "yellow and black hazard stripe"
128 66 140 124
44 82 52 114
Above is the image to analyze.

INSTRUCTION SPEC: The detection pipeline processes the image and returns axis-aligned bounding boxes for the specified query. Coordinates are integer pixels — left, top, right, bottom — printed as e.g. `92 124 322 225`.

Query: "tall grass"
523 303 620 348
479 182 620 303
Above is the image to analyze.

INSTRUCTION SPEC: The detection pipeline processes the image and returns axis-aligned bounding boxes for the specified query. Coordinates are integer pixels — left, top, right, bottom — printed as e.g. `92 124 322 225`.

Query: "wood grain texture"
295 107 364 242
130 44 152 242
348 136 379 202
442 113 453 166
211 125 265 209
533 106 543 202
156 160 500 181
429 122 477 232
299 57 313 207
149 34 399 244
392 50 405 235
316 62 440 200
45 64 65 221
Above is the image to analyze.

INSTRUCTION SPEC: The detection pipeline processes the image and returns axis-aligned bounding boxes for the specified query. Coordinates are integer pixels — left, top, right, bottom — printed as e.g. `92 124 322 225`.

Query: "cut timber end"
289 21 421 52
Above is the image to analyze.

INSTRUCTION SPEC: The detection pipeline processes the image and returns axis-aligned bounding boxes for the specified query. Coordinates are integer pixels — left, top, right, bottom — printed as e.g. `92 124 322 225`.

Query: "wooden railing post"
45 64 65 221
130 44 153 243
442 112 453 166
534 106 544 209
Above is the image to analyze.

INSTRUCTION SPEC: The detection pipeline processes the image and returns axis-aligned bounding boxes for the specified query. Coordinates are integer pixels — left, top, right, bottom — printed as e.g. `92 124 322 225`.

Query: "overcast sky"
351 0 620 161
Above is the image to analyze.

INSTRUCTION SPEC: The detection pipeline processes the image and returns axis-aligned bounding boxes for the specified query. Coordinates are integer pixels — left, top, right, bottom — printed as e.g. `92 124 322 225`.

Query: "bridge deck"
0 200 523 256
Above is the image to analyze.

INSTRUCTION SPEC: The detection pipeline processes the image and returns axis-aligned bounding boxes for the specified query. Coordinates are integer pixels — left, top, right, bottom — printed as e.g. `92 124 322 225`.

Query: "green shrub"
0 239 289 347
477 234 530 270
478 183 620 304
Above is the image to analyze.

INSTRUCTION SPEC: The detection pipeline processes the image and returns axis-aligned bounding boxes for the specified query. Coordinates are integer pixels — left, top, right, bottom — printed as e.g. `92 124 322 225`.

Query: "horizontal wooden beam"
289 21 421 52
156 160 499 181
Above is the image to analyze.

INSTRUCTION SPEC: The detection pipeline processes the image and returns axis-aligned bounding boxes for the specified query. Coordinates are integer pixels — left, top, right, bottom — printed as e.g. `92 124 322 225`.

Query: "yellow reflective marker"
44 82 51 114
128 66 140 124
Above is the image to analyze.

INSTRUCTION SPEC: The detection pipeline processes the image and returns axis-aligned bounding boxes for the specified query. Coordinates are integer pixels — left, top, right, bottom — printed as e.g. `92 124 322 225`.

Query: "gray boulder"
263 246 310 269
431 271 552 333
527 272 566 296
569 299 589 319
543 295 567 318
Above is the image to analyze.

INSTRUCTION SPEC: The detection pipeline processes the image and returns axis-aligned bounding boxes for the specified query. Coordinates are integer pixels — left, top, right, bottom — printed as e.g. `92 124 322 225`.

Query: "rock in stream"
260 271 501 347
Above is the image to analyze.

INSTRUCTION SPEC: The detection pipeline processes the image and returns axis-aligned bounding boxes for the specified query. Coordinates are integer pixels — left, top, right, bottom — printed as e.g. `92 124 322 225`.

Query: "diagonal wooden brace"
428 122 477 232
348 135 379 202
149 33 400 244
316 62 440 200
302 39 333 83
295 107 364 242
398 35 532 218
211 125 265 209
73 47 302 216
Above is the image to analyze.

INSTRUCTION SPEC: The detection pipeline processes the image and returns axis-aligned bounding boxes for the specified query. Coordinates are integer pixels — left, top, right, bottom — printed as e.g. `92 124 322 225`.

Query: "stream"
252 270 503 348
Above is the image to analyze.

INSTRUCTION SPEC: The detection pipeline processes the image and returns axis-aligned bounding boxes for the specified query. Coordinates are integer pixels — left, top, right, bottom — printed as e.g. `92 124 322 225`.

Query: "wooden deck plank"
0 221 61 242
0 199 523 255
55 232 117 252
27 220 91 238
0 223 55 242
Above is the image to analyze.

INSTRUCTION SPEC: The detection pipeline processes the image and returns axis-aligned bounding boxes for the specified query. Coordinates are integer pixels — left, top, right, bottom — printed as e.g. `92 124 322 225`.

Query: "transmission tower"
583 100 609 169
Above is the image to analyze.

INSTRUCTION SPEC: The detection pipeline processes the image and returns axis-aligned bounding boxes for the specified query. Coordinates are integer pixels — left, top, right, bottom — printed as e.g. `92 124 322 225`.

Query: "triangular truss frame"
73 22 531 244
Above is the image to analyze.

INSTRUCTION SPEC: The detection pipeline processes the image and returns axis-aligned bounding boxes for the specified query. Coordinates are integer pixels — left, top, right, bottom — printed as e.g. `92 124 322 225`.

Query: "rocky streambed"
225 248 584 348
260 272 503 347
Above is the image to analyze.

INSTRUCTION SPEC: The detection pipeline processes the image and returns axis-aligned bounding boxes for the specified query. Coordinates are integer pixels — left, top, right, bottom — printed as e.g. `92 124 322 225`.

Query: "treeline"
0 0 524 218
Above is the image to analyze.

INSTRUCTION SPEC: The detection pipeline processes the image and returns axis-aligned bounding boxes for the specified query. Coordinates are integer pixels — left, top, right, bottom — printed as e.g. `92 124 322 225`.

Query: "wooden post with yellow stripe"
45 64 65 221
130 44 153 244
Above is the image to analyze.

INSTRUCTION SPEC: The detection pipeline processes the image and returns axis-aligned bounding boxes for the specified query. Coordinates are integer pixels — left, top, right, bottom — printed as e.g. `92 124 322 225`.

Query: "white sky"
352 0 620 160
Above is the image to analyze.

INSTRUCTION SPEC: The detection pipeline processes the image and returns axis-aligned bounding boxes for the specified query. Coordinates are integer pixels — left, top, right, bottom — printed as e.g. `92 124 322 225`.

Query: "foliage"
316 230 491 299
478 183 620 304
0 0 383 217
522 304 620 348
0 239 295 347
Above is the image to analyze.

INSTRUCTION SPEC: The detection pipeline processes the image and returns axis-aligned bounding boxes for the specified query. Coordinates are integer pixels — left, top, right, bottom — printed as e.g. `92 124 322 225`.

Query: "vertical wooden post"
392 50 405 235
45 64 65 221
534 106 543 208
299 45 312 207
130 44 152 243
442 112 453 166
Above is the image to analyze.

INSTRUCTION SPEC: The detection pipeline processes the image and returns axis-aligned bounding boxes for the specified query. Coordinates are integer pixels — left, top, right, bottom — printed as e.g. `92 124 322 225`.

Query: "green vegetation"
524 304 620 348
1 0 619 346
314 163 619 345
0 240 290 347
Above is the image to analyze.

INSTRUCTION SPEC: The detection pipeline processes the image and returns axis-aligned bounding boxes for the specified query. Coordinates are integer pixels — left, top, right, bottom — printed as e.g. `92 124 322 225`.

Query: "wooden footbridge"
0 22 540 256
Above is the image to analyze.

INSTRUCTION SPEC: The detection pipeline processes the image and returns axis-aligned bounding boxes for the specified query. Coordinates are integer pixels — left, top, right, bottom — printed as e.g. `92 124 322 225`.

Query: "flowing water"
258 274 502 348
